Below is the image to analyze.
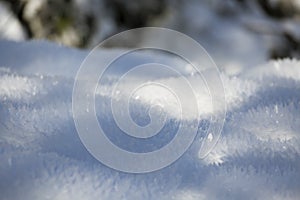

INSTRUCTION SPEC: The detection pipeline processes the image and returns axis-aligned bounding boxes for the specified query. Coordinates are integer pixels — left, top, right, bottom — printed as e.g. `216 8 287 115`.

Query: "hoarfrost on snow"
0 40 299 199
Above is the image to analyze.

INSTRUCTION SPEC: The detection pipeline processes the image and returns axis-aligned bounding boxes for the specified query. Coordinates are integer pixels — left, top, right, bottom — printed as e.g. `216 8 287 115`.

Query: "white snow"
3 0 300 70
0 1 26 41
0 40 299 199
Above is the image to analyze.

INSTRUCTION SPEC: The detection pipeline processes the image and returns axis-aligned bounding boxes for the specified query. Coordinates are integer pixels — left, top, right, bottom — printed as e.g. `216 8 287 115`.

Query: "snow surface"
0 40 300 199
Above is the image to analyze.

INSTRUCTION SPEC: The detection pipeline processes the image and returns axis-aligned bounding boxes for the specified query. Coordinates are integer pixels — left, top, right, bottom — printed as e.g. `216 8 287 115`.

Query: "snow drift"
0 40 299 199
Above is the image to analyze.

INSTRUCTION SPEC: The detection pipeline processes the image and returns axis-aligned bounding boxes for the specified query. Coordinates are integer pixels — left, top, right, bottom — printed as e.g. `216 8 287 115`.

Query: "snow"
0 40 300 199
0 2 26 41
2 0 300 68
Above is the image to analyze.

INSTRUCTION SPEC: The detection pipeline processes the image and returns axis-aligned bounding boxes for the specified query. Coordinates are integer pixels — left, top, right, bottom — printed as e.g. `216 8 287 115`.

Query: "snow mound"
0 40 299 199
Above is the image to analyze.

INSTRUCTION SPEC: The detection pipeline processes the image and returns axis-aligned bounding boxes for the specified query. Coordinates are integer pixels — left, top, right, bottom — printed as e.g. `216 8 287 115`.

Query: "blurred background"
1 0 300 71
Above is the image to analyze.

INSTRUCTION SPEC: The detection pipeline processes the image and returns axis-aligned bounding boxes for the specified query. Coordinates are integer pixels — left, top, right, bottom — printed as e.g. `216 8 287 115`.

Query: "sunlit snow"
0 40 299 199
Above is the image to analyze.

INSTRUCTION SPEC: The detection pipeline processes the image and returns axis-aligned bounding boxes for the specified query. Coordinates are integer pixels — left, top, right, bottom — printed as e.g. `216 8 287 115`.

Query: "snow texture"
0 40 300 199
